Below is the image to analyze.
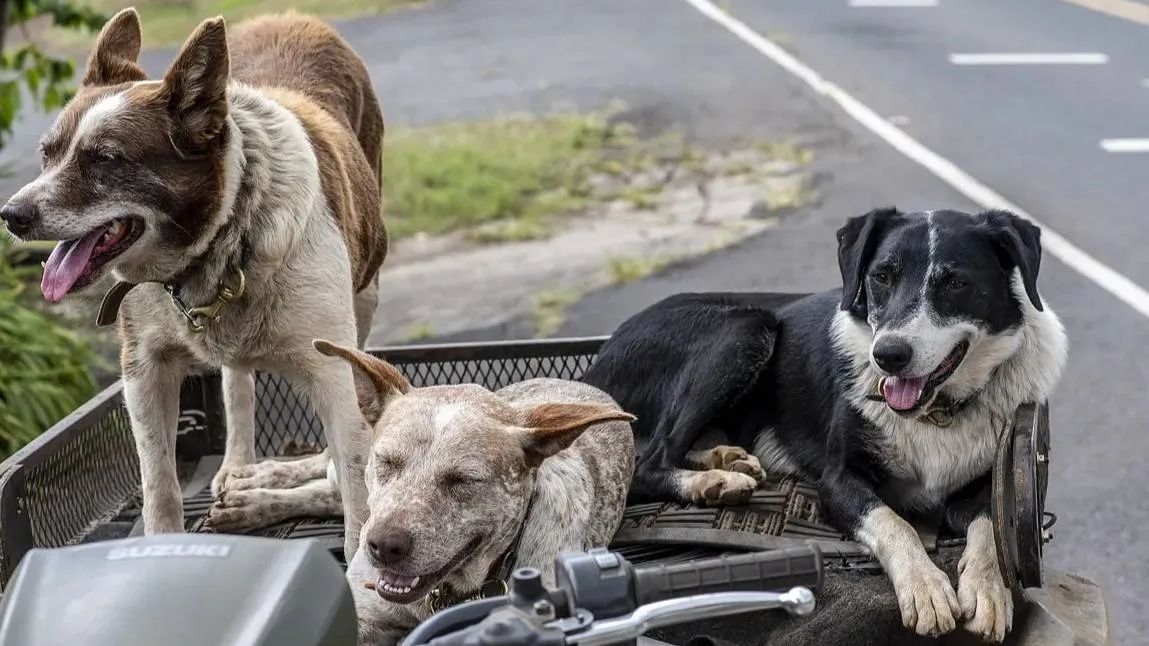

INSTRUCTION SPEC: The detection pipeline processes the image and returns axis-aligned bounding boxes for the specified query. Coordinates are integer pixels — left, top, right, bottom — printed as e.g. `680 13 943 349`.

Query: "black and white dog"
580 207 1068 642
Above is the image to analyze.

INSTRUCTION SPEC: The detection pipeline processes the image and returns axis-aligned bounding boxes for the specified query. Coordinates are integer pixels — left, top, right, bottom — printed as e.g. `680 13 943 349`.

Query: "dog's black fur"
581 207 1054 536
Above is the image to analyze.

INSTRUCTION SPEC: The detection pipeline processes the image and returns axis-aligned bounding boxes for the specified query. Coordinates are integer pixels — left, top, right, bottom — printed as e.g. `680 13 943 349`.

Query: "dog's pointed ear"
162 16 230 151
836 207 897 317
983 210 1044 312
313 339 412 425
514 403 635 466
83 8 148 86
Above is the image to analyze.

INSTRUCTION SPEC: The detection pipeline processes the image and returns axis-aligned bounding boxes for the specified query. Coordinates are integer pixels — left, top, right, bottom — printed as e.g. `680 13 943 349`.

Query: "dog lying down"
580 208 1069 643
208 339 637 645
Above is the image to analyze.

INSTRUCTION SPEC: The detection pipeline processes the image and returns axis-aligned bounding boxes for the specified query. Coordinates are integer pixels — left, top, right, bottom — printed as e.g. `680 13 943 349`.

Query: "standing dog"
581 208 1068 642
0 9 388 557
206 339 637 646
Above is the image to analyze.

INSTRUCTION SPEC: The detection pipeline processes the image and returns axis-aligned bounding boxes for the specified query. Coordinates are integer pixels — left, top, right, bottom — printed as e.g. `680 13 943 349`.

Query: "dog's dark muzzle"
0 200 39 239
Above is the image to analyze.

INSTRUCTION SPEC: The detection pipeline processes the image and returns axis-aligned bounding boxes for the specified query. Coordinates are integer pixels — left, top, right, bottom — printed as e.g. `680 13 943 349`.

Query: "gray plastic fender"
0 534 357 646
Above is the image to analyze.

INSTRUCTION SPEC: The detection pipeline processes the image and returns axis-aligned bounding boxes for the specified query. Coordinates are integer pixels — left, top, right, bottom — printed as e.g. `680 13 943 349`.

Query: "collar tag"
922 408 955 428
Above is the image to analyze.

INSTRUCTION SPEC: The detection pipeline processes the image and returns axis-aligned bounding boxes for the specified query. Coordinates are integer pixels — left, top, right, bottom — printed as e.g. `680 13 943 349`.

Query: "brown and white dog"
206 340 638 645
0 8 387 557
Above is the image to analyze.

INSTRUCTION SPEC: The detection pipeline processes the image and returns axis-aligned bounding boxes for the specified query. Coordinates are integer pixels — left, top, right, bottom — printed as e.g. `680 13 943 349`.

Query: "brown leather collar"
95 267 245 333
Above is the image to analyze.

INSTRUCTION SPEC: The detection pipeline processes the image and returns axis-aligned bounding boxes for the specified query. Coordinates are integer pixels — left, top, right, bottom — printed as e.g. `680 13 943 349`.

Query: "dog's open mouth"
372 535 483 605
40 217 144 302
881 340 969 413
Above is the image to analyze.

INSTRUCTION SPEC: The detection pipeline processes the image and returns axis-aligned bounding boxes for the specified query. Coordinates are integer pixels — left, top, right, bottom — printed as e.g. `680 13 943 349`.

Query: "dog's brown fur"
229 13 387 290
1 7 389 557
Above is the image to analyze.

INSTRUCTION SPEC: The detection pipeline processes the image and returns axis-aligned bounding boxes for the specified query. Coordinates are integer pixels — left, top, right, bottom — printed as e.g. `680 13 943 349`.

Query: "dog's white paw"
213 459 308 497
210 463 243 499
892 561 961 637
710 445 767 482
206 489 281 534
958 556 1014 642
686 469 759 506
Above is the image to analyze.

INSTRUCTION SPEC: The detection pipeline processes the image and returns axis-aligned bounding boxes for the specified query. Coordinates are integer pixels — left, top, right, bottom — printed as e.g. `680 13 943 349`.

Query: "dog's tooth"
410 576 421 588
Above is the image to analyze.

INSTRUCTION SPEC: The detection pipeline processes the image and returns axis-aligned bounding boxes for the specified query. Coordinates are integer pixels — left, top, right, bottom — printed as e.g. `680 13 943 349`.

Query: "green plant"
0 0 109 147
0 0 107 457
0 239 98 456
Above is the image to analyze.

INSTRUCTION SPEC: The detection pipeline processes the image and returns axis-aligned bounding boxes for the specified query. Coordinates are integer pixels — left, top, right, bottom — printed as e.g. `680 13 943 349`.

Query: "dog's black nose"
367 528 413 565
0 200 38 237
873 337 914 373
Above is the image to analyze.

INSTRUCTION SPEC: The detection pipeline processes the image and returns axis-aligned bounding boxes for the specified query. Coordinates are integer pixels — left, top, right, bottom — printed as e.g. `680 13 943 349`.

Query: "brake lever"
562 588 816 646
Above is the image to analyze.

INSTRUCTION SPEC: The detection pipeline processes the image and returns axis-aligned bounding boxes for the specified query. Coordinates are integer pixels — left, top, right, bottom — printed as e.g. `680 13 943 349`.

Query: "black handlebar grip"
633 544 823 606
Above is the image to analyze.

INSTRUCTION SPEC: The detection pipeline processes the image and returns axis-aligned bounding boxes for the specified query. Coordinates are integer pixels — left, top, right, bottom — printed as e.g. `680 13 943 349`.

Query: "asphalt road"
1 0 1142 641
415 0 1148 640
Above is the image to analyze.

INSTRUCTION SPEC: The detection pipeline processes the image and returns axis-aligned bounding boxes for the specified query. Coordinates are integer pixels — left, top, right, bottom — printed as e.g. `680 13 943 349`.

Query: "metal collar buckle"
424 578 509 614
165 268 246 334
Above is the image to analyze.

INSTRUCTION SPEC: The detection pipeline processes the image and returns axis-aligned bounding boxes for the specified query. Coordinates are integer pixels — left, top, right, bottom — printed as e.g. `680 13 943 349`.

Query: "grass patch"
755 139 814 166
48 0 426 49
465 215 552 245
605 254 677 285
402 321 435 342
384 111 641 241
529 287 581 338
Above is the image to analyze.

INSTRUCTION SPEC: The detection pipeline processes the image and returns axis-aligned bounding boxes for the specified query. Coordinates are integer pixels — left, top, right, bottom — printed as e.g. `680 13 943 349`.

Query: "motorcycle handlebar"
403 544 823 646
633 544 823 605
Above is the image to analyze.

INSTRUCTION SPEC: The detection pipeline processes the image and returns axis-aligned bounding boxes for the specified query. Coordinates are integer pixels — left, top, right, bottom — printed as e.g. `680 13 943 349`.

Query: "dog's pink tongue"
40 230 102 303
883 376 928 411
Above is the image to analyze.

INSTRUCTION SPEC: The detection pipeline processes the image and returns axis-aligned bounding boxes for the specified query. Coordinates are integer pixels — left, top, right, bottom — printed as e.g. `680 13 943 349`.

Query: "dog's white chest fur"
863 404 1000 510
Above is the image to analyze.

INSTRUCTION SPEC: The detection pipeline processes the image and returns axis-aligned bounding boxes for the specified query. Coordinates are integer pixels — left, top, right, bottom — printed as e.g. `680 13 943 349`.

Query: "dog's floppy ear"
983 210 1044 312
82 8 147 86
514 403 636 466
313 339 412 425
162 16 230 151
836 207 898 317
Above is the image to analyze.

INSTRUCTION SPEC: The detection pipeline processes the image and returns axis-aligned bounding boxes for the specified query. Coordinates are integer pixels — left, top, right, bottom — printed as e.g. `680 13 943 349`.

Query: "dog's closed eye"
438 470 485 489
376 455 404 474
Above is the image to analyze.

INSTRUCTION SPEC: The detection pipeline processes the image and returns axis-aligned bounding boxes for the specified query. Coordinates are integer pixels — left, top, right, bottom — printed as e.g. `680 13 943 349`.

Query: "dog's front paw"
213 459 304 497
686 469 759 506
206 489 281 534
957 557 1014 642
211 463 241 499
893 561 960 637
710 445 766 482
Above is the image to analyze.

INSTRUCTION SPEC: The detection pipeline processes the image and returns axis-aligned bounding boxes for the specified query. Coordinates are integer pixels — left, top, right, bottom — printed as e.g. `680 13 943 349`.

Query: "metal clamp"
167 268 246 334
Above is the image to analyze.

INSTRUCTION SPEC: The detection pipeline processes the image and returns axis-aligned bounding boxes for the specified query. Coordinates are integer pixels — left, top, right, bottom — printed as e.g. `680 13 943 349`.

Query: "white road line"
1100 139 1149 153
949 52 1108 65
681 0 1149 319
849 0 938 6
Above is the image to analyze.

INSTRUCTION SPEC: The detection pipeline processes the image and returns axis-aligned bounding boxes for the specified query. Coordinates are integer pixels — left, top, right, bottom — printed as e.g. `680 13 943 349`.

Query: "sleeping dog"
580 208 1068 642
208 340 637 645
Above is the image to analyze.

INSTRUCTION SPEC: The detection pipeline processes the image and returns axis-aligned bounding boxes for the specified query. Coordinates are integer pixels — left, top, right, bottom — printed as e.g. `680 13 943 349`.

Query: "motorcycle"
0 533 823 646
